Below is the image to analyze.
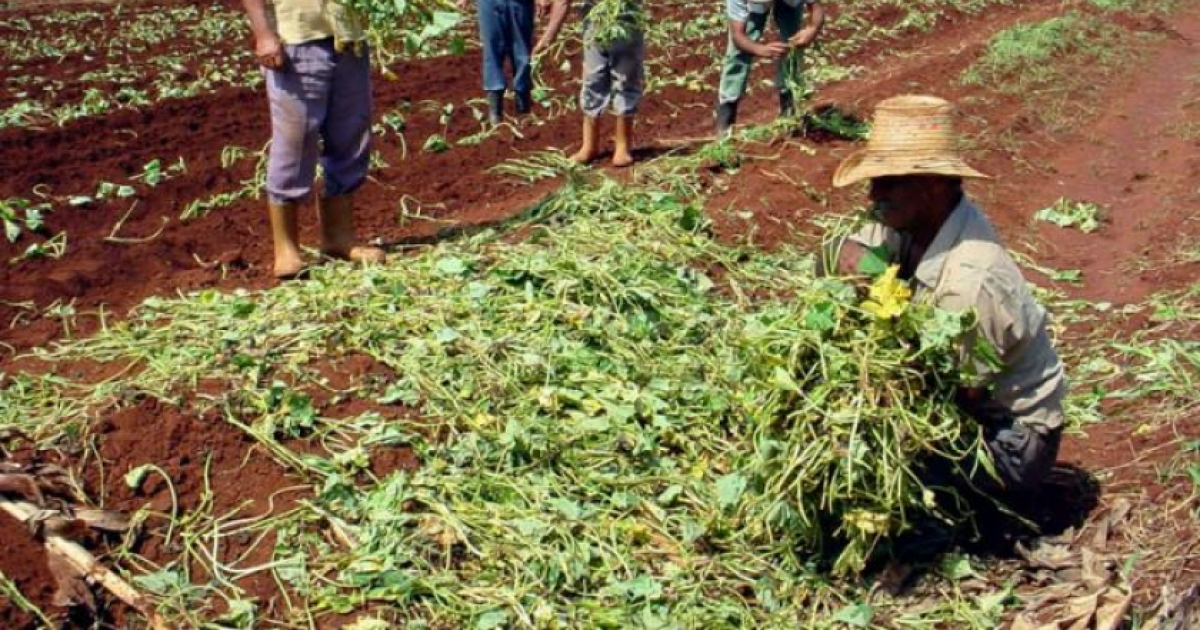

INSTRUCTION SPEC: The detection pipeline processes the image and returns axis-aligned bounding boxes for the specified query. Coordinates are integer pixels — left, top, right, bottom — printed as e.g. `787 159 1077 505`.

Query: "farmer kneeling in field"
242 0 386 279
828 95 1067 494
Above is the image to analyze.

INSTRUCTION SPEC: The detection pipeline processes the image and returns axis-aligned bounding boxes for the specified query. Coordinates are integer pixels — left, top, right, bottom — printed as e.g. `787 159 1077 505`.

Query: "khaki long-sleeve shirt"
846 197 1067 432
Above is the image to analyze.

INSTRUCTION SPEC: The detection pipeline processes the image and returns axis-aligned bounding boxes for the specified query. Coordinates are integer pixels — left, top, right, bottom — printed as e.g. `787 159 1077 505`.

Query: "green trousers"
718 1 805 105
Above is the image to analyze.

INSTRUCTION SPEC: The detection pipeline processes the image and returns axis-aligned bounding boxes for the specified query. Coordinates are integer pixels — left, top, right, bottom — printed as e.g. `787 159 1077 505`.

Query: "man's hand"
835 240 867 276
536 0 553 18
254 33 286 70
756 41 789 59
788 25 820 48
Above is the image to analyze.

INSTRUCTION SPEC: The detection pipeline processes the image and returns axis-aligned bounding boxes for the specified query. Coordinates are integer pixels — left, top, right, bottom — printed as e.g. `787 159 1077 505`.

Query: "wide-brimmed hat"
832 95 990 188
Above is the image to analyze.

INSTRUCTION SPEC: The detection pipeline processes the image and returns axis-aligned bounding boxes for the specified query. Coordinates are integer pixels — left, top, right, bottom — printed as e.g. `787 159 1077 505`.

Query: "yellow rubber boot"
612 115 634 167
318 194 386 265
570 116 600 165
268 201 306 279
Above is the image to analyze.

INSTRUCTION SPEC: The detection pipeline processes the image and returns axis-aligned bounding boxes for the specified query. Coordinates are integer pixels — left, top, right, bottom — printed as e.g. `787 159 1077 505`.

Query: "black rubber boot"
486 90 504 124
514 90 532 115
716 101 738 136
779 91 796 119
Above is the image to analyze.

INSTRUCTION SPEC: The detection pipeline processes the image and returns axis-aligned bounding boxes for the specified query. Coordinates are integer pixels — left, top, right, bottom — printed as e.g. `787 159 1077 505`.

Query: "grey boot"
716 101 739 136
514 90 532 115
486 90 504 124
779 91 796 119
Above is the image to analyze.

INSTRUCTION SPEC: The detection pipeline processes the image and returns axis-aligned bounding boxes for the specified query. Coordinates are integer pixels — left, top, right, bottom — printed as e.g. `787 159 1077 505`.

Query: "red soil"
0 512 56 630
2 0 1198 626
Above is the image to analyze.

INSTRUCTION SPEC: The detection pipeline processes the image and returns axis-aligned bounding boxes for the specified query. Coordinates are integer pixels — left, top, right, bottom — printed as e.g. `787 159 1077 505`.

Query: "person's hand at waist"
254 32 286 70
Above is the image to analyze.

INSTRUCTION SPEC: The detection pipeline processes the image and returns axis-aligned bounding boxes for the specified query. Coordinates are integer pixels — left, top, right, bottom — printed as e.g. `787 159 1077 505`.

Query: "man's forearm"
538 0 571 50
729 21 758 55
242 0 275 39
807 2 826 35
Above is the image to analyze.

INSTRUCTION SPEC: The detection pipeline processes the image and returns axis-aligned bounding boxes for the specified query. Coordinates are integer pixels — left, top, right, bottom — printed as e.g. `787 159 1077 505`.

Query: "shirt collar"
913 195 976 291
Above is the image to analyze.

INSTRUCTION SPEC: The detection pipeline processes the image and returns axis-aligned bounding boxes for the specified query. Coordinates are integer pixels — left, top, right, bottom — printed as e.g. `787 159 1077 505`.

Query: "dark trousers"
476 0 534 93
983 418 1062 495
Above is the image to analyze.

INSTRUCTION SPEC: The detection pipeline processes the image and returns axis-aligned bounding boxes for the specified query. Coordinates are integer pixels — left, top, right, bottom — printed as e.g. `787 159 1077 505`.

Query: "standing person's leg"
478 0 508 122
573 26 613 164
510 0 535 114
263 41 331 279
609 31 644 167
717 9 769 134
318 44 384 264
773 0 804 118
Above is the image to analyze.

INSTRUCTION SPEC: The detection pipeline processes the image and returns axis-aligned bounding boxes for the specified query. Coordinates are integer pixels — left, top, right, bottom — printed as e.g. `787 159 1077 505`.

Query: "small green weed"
1034 198 1105 233
0 197 49 243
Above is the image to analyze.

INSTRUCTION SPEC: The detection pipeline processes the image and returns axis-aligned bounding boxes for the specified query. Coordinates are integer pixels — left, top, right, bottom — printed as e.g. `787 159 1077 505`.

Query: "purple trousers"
264 39 372 204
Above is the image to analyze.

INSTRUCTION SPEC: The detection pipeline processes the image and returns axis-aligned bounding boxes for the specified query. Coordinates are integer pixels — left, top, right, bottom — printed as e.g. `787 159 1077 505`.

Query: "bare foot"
570 146 596 164
273 251 307 280
611 149 633 168
323 245 386 264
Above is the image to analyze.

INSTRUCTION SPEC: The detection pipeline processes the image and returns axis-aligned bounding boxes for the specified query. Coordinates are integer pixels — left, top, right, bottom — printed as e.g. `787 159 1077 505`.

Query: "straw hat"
832 95 990 188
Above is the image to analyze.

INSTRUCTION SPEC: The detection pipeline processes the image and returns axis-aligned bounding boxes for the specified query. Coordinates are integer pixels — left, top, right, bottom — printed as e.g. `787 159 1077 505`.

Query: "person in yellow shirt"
828 95 1067 494
241 0 385 279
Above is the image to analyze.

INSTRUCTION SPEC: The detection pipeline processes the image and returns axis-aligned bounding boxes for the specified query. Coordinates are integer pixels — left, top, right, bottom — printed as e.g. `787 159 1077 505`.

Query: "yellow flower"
861 264 912 320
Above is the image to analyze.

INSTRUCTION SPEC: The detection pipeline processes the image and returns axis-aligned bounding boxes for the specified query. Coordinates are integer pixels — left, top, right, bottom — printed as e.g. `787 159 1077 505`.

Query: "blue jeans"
476 0 534 93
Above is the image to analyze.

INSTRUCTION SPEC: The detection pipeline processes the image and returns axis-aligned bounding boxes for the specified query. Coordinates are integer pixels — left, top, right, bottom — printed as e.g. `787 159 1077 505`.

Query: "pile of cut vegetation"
2 176 993 626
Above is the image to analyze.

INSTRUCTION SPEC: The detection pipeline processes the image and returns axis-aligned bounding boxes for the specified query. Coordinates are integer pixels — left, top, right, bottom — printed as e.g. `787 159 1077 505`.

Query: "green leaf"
657 484 683 505
547 497 583 521
605 574 663 601
475 609 509 630
124 464 154 489
830 602 874 628
856 244 891 277
715 472 746 510
133 569 187 595
804 301 837 332
771 366 801 392
437 256 469 276
938 553 978 580
975 584 1013 615
378 381 420 406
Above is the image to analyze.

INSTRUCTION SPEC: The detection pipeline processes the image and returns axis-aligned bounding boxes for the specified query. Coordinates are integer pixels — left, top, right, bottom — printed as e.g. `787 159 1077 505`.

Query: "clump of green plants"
960 12 1128 92
335 0 463 66
1035 197 1105 233
1 197 49 243
583 0 647 47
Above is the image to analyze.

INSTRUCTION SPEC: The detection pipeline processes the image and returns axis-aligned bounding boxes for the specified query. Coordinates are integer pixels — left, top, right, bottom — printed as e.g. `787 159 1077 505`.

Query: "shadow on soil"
868 463 1103 591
